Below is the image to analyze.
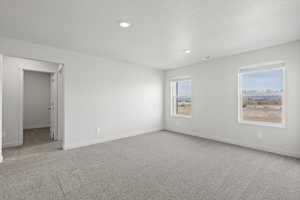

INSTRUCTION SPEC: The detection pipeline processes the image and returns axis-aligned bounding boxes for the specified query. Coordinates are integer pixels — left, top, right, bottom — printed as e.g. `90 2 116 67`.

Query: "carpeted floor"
0 131 300 200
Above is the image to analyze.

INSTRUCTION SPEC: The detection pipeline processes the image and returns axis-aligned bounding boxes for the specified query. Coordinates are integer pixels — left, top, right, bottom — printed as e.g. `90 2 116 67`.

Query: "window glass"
239 68 284 126
171 79 192 116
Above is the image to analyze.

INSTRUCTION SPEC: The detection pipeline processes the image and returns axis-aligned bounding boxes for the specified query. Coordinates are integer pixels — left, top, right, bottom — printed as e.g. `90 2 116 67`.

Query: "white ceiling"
0 0 299 69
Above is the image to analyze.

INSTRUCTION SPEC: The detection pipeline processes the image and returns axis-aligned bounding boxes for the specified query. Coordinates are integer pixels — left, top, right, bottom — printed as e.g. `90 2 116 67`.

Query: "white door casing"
0 54 3 162
50 73 58 140
57 65 64 141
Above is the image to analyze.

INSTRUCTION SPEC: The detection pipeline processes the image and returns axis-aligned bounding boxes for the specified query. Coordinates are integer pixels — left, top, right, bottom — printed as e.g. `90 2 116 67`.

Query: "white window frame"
238 61 286 128
170 77 192 118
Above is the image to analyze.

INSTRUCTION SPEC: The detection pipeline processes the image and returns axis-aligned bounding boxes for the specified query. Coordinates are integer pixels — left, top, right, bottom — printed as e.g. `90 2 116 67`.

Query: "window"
238 63 285 127
170 78 192 117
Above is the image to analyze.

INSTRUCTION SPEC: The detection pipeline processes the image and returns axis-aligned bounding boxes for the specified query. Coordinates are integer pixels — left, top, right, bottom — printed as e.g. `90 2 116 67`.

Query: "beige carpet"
1 131 300 200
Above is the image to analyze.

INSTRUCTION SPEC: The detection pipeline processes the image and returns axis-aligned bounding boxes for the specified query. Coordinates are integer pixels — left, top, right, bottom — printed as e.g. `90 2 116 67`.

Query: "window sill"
171 114 192 119
238 120 285 128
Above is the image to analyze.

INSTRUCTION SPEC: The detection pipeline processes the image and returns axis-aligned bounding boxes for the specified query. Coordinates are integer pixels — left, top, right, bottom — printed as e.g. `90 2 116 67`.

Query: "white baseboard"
166 129 300 159
63 128 162 150
3 141 21 148
0 154 3 163
23 124 50 129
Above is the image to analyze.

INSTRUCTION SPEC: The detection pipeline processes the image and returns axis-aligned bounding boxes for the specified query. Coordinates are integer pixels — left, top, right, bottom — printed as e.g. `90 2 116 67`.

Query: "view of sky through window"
242 69 283 92
177 80 192 97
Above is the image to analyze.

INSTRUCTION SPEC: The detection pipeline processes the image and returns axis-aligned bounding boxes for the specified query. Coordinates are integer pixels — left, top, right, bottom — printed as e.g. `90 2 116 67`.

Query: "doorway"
1 56 64 161
23 70 52 147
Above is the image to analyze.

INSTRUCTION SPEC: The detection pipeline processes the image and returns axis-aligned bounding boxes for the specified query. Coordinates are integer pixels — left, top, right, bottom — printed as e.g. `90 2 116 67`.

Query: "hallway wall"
23 71 51 129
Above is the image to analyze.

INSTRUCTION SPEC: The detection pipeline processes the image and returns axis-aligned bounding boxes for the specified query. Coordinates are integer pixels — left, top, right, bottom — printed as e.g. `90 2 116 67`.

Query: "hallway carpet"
3 128 61 160
0 131 300 200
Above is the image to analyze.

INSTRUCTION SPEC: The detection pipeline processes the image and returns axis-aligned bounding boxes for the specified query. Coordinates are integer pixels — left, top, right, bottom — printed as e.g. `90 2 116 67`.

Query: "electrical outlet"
96 128 101 136
257 131 263 140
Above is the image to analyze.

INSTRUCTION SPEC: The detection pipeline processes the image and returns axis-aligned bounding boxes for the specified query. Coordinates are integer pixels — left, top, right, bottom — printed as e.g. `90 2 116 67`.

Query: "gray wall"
0 37 164 151
164 40 300 157
23 71 51 129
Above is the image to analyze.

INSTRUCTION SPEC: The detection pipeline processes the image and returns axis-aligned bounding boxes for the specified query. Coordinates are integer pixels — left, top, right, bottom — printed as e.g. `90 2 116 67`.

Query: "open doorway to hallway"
1 55 64 161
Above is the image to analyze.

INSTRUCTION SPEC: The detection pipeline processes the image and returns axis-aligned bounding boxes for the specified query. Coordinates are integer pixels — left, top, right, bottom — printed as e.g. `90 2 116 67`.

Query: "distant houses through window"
239 63 285 127
170 78 192 117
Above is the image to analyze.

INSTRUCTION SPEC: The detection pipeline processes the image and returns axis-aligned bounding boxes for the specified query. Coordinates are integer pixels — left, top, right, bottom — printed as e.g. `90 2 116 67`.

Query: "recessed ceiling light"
119 21 131 28
184 49 191 54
